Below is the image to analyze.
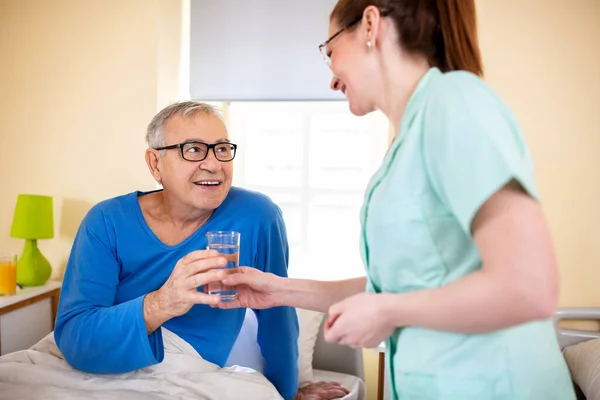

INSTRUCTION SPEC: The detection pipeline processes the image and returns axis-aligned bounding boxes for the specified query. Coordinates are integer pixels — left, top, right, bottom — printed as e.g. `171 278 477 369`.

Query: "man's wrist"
143 290 170 334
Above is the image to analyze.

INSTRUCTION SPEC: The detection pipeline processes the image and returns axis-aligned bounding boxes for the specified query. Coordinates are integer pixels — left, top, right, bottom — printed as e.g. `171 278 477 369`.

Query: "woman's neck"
378 54 431 139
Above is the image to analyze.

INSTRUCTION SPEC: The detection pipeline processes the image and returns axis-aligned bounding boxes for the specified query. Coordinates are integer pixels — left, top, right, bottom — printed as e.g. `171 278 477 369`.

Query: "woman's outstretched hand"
215 267 283 310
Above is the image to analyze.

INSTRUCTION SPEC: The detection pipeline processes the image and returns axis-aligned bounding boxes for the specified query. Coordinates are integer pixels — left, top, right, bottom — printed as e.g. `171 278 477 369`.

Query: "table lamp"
10 194 54 286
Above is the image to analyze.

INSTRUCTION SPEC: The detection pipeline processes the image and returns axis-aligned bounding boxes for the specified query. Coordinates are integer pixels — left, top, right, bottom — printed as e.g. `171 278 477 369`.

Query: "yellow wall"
0 0 184 278
0 1 598 400
477 0 600 308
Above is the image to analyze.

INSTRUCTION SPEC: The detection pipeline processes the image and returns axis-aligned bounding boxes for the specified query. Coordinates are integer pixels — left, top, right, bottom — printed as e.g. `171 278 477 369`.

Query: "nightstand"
0 280 61 355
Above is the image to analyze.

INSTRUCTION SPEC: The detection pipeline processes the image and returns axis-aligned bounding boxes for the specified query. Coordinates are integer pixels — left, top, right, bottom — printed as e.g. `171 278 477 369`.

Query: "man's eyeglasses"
154 141 237 162
318 10 390 67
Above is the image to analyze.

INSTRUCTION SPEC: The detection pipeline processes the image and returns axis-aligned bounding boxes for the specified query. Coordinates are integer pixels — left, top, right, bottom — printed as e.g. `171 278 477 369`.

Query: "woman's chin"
348 100 371 117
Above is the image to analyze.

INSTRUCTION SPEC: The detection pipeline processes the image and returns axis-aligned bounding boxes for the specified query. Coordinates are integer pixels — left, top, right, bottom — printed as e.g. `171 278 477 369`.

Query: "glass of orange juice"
0 253 18 296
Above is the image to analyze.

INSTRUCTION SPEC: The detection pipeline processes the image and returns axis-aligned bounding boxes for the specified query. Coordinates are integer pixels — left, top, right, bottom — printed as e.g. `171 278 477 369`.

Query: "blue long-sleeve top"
54 187 299 399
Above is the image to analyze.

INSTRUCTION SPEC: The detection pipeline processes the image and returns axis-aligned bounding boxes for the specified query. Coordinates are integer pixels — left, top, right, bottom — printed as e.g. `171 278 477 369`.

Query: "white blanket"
0 329 283 400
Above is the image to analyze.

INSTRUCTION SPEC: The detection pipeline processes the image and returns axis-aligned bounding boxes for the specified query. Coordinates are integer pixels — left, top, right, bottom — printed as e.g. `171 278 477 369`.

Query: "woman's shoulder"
428 69 503 109
421 68 520 136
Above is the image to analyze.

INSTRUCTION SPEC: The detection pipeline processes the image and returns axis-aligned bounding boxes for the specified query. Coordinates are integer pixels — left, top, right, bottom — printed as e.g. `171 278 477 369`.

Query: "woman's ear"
362 5 382 48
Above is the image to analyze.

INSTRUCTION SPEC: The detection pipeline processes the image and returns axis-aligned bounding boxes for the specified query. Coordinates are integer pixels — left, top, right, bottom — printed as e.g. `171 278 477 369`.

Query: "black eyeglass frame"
154 141 238 162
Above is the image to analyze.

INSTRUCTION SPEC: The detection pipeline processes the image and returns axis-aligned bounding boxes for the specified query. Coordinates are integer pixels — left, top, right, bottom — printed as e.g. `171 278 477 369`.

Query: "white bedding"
0 329 283 400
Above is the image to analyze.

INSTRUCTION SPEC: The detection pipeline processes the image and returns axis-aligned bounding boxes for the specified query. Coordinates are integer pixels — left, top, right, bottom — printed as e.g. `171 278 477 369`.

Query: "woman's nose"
330 76 341 92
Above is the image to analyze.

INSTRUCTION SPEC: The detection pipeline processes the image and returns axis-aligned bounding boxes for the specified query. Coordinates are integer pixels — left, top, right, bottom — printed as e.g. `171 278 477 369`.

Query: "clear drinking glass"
206 231 240 302
0 253 18 296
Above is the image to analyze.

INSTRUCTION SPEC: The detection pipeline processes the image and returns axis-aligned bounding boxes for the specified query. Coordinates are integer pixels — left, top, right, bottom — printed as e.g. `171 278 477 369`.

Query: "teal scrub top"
361 68 575 400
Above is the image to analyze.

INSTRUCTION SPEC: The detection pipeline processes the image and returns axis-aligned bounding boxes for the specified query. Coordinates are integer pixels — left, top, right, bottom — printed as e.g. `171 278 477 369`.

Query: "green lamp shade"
10 194 54 286
11 194 54 239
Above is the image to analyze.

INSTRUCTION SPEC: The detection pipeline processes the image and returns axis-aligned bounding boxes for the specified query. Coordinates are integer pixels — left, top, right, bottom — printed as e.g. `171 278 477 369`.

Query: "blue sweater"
54 187 299 399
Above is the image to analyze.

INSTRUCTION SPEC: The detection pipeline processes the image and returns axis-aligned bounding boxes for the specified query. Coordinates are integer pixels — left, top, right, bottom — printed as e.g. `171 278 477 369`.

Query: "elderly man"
54 102 309 399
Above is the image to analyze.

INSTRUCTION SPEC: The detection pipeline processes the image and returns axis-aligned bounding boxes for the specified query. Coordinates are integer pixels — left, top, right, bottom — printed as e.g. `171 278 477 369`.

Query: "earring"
367 40 372 51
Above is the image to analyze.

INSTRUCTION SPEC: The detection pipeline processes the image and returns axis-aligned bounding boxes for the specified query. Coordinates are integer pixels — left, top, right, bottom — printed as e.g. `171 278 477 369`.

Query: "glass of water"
206 231 240 302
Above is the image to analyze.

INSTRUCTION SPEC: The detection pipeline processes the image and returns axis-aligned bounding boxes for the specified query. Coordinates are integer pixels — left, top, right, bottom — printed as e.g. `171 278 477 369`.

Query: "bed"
555 307 600 400
0 308 365 400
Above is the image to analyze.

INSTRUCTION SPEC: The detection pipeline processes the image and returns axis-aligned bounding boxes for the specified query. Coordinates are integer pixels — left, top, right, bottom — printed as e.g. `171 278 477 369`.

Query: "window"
224 101 389 280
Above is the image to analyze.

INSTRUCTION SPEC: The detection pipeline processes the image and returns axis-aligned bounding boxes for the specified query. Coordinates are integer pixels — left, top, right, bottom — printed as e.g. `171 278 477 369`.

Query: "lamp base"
16 239 52 286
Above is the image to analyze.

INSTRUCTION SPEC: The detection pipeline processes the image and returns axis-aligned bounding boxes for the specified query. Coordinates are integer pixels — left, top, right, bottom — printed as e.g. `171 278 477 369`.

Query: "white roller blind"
189 0 345 101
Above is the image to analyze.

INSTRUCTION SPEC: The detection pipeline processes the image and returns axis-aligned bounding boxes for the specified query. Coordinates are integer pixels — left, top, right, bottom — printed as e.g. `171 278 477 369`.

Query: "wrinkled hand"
215 266 283 310
324 292 394 348
294 381 349 400
155 249 228 318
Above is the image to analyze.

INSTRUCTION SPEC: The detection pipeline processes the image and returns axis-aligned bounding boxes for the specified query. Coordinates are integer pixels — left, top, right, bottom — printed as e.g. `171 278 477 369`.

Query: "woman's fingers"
323 315 344 344
221 267 256 286
324 301 344 338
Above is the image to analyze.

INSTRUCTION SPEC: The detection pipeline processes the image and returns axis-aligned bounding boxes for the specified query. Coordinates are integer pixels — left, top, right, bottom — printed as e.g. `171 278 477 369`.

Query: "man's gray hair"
146 101 224 148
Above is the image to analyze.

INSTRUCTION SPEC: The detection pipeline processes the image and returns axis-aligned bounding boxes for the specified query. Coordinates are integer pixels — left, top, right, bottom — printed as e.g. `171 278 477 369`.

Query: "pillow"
225 309 265 373
296 308 325 386
563 338 600 400
225 308 325 386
